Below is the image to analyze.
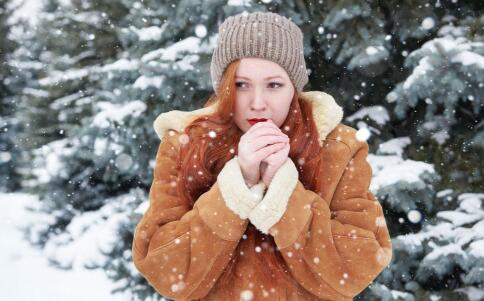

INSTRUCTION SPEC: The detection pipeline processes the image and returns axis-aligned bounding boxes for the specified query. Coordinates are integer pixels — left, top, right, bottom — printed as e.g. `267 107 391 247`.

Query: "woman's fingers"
246 121 288 140
249 135 289 152
255 141 287 161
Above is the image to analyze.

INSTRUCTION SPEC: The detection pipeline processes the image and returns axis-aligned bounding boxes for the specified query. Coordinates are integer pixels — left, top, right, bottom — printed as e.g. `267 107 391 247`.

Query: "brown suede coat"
132 91 393 300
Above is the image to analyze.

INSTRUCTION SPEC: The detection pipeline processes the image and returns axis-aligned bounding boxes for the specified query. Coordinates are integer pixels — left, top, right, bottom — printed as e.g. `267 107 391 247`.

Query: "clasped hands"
237 119 290 188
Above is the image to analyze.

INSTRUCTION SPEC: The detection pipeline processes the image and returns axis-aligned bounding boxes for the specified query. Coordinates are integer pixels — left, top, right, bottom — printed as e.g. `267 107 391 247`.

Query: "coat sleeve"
132 130 267 300
247 140 393 300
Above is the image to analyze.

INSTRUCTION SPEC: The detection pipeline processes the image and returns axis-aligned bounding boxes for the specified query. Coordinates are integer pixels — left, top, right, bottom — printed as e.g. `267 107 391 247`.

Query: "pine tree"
9 1 484 300
14 0 130 244
0 0 21 191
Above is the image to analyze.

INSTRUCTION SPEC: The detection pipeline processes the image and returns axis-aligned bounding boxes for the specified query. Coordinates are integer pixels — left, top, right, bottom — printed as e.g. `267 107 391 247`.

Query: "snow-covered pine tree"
13 0 130 245
0 0 23 191
388 16 483 192
8 0 484 300
330 2 484 299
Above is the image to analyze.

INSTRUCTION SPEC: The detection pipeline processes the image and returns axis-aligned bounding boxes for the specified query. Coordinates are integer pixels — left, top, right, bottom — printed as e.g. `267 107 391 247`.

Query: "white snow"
355 127 371 142
7 0 43 26
22 87 50 98
391 289 413 299
451 51 484 69
402 36 484 90
407 209 423 223
366 46 385 56
403 56 433 90
102 58 140 72
173 54 200 71
137 34 217 80
228 0 253 6
41 191 139 270
142 35 216 63
159 37 200 61
414 36 484 69
385 91 398 103
436 211 483 227
50 91 85 110
377 137 411 156
131 24 168 41
0 192 131 301
92 100 147 128
437 193 484 227
134 75 165 90
425 240 467 261
29 138 73 185
39 67 91 86
345 105 390 126
240 289 254 301
368 154 435 192
195 24 207 38
396 193 484 268
69 11 104 28
421 17 435 30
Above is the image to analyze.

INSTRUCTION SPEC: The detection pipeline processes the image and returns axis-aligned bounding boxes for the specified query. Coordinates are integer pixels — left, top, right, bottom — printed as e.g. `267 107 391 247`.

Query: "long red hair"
174 58 322 292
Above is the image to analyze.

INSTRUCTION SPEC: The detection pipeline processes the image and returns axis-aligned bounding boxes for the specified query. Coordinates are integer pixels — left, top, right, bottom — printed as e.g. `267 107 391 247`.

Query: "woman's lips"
248 119 268 125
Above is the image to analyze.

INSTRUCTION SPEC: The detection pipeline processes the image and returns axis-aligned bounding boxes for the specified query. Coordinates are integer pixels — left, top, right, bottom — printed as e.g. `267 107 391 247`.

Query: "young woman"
132 11 392 301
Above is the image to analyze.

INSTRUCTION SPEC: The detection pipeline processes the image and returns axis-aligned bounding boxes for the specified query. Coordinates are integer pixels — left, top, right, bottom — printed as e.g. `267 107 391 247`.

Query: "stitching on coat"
375 202 382 237
332 235 374 240
325 137 353 154
276 193 316 250
148 231 189 256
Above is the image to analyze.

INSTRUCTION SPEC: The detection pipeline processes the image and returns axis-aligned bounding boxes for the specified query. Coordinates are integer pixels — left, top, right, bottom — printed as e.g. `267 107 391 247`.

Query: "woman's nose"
250 92 267 111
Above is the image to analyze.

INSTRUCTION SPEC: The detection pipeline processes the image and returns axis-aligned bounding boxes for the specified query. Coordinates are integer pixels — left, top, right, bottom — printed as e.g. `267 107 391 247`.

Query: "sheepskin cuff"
248 158 299 234
217 156 267 219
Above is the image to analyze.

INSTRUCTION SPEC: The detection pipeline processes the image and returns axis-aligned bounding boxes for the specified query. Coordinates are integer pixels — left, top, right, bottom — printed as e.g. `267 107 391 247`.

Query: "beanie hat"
210 11 309 95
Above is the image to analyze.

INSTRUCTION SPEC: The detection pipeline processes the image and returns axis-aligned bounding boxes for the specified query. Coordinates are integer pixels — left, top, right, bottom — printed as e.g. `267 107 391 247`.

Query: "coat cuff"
217 156 267 220
248 158 299 234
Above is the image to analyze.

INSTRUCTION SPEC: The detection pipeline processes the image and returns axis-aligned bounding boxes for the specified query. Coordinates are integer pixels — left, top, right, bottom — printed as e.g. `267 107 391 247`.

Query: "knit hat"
210 11 309 95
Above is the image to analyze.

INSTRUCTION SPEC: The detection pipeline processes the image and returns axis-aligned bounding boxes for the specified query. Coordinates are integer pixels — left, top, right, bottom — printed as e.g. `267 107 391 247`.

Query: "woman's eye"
235 82 284 89
235 81 247 88
269 82 284 88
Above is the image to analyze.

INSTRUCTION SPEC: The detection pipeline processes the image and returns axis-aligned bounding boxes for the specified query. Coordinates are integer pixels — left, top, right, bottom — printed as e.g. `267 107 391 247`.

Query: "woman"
132 11 393 301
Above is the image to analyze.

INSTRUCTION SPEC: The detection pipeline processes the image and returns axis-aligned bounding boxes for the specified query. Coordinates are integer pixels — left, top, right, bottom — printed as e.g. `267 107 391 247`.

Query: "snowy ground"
0 192 131 301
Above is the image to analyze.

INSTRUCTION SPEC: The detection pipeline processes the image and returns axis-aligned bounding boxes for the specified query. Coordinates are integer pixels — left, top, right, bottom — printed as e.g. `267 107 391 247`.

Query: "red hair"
174 58 322 294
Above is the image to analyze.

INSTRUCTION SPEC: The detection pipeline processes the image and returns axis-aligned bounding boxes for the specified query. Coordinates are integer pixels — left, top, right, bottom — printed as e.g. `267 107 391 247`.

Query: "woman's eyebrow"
235 76 283 80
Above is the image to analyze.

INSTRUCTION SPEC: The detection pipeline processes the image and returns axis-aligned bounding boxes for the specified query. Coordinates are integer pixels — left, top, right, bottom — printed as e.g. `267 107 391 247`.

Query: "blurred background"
0 0 483 300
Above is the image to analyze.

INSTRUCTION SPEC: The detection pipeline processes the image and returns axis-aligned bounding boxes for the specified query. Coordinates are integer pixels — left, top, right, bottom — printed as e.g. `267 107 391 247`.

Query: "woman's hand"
260 130 290 187
237 120 289 187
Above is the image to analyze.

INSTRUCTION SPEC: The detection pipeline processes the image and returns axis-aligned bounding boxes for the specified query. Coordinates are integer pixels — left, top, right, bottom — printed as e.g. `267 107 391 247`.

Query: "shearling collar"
153 90 344 146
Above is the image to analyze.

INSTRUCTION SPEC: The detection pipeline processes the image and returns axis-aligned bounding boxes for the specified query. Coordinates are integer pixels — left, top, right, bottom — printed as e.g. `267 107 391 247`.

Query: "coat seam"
148 231 189 256
375 202 382 237
332 235 375 240
183 242 220 299
175 207 229 300
276 197 315 250
325 137 353 154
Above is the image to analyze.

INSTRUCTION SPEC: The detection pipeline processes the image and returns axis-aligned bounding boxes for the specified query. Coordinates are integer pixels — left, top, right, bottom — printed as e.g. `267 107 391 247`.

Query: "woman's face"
233 57 295 132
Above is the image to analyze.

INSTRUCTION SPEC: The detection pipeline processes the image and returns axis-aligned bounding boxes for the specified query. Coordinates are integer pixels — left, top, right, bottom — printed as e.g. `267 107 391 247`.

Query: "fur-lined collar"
153 90 344 146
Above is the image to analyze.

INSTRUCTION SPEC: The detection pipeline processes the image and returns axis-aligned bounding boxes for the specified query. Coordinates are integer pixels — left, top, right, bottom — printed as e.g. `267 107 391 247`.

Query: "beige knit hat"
210 11 309 95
